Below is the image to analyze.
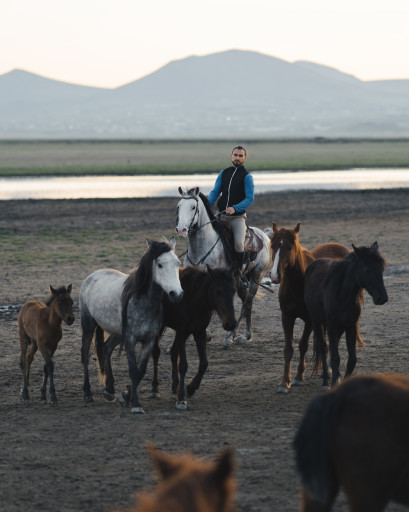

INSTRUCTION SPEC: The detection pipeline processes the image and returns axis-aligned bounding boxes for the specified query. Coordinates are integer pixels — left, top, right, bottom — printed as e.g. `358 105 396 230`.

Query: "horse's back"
80 269 127 334
18 300 46 335
311 242 349 260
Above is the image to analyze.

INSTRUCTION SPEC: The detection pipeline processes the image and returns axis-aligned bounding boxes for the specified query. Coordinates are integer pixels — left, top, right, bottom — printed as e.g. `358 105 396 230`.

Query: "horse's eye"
192 205 196 210
158 263 163 269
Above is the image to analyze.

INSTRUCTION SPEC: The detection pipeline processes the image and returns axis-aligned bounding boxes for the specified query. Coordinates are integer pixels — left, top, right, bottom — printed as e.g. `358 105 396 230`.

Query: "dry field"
0 188 409 511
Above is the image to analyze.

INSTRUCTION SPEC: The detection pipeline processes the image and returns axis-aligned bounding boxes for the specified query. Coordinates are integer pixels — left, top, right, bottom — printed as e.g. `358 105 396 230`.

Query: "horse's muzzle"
168 290 184 303
65 316 75 326
270 271 281 285
373 293 388 305
176 227 188 238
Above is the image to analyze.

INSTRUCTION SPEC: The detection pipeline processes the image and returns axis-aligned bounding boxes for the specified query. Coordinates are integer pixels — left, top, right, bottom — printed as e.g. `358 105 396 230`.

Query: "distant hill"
1 49 408 138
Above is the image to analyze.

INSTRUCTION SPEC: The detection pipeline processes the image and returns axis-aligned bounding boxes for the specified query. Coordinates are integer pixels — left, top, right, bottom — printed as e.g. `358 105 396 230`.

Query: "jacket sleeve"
233 174 254 213
208 170 223 206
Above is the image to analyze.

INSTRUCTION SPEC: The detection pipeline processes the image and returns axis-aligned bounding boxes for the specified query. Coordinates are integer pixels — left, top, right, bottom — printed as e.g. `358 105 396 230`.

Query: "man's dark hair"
232 145 247 156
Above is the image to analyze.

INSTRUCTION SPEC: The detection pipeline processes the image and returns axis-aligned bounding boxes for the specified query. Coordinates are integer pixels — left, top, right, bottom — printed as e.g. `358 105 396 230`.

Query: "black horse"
304 241 388 389
103 265 237 409
294 373 409 511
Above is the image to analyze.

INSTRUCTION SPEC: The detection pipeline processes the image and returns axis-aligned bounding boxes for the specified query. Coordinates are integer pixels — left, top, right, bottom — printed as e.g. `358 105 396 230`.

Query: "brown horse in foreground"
113 445 236 512
18 284 75 405
294 374 409 511
269 222 352 393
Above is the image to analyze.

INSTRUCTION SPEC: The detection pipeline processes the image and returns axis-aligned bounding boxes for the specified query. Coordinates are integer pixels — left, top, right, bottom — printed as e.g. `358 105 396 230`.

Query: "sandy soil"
0 188 409 512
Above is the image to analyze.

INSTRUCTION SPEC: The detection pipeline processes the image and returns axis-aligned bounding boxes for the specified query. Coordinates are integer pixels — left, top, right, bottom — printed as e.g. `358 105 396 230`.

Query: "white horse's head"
150 237 183 302
176 187 200 238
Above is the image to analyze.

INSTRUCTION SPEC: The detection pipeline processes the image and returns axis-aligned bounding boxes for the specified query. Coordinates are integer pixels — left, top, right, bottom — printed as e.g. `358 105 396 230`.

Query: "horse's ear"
272 222 279 233
352 243 359 255
146 444 183 480
294 222 301 233
371 241 379 251
178 186 184 197
213 448 235 483
168 236 176 252
206 263 213 274
67 284 72 294
146 238 154 248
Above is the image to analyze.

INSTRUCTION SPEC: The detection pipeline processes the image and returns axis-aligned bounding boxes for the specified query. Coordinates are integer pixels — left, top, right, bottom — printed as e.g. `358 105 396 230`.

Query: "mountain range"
1 49 408 138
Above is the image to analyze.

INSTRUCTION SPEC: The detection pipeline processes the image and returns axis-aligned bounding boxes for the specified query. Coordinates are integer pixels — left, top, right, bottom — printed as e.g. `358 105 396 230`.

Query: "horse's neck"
285 245 313 281
187 208 225 266
46 302 62 328
337 260 361 301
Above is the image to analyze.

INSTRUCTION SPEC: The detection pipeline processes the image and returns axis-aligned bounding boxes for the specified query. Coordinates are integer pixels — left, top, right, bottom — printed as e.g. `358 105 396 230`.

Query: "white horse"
176 187 272 347
80 238 183 414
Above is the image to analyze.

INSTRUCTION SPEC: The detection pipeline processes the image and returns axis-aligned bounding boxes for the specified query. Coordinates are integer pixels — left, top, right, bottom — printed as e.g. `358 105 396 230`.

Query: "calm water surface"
0 169 408 200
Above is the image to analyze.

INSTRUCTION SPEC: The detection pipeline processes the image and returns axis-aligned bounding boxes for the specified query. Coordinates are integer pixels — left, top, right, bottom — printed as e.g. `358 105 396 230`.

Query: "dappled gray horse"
80 238 183 414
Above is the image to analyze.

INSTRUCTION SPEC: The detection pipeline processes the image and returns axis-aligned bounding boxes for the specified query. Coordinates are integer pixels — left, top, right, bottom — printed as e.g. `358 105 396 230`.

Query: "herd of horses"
16 186 409 511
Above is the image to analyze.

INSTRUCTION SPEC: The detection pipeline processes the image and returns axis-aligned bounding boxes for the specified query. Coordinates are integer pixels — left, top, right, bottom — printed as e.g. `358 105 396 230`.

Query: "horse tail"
311 326 326 375
94 325 106 381
294 392 338 506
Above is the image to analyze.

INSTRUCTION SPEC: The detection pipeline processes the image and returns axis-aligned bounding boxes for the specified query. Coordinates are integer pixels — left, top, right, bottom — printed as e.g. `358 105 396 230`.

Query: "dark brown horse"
294 373 409 511
270 223 350 393
305 241 388 388
18 284 75 405
102 265 237 410
112 444 236 512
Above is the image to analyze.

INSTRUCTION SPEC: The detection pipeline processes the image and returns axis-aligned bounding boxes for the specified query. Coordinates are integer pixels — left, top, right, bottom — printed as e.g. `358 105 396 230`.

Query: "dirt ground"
1 188 409 512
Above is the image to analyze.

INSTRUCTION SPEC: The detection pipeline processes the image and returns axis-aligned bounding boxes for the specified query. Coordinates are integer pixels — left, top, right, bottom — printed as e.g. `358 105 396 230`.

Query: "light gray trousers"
221 214 247 252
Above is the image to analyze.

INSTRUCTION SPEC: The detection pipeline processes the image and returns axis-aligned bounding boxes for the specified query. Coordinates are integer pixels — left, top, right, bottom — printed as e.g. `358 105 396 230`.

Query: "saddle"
218 219 264 266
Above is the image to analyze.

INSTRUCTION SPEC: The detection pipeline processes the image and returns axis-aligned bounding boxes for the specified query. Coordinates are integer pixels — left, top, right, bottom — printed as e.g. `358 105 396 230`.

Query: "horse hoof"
131 406 145 414
84 395 94 404
50 401 58 407
222 338 233 349
276 385 289 394
171 392 177 400
41 399 47 405
103 391 116 401
322 385 330 392
149 391 160 399
118 391 130 406
176 401 187 410
235 334 250 345
291 379 304 387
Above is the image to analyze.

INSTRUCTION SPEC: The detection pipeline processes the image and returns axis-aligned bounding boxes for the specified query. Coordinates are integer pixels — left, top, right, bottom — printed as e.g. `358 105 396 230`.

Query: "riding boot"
234 251 248 289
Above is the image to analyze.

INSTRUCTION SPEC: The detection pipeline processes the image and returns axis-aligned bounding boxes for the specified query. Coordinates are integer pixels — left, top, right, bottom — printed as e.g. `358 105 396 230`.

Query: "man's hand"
226 206 235 215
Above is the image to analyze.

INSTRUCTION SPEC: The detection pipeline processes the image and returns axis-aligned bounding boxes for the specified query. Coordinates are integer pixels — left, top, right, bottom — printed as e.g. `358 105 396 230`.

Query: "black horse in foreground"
304 242 388 389
294 373 409 511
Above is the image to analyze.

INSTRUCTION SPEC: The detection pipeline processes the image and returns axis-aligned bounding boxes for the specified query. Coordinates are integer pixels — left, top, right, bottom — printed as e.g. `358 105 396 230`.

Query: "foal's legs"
186 329 208 398
19 333 38 402
80 311 97 402
277 313 295 393
172 333 189 410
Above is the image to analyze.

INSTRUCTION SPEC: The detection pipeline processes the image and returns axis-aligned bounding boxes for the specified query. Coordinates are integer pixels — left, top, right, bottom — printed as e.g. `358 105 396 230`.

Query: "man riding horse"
208 145 254 288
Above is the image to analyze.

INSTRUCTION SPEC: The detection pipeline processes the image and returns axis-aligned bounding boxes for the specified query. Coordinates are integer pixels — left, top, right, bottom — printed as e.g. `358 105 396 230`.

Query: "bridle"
177 195 225 265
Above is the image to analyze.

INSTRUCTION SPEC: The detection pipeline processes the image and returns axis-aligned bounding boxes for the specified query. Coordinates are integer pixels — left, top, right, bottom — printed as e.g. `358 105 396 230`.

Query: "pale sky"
1 0 408 88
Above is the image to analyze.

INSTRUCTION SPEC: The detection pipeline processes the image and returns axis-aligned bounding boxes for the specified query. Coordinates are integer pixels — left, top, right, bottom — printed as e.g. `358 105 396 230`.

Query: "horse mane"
198 192 226 238
121 241 172 333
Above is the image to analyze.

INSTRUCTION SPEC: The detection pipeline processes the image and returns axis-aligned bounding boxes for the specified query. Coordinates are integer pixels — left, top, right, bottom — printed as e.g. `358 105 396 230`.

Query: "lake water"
0 169 408 200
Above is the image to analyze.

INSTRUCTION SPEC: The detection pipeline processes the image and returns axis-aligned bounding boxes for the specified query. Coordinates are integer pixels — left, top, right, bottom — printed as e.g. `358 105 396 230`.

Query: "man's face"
231 149 247 166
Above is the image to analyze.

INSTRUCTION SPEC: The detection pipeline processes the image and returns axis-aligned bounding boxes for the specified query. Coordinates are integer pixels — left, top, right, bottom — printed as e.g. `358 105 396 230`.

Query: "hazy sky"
2 0 408 88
